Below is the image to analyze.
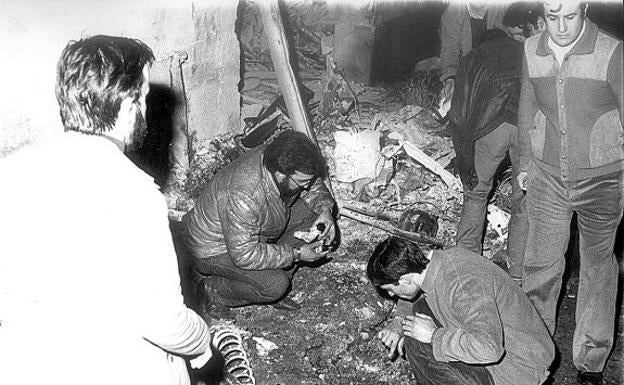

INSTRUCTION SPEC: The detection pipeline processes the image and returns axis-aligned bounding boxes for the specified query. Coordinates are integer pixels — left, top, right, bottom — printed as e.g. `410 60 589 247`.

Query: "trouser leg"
456 123 513 254
404 297 495 385
190 199 319 307
523 166 572 334
572 171 623 372
506 128 528 279
193 253 290 307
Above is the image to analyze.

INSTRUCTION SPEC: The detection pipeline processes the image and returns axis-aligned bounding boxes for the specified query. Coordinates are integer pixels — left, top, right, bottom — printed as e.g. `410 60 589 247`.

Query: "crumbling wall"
238 0 334 72
0 0 239 157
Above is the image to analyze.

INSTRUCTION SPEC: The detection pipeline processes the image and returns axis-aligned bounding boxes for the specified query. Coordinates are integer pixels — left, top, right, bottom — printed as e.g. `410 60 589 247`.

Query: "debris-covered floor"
155 65 624 385
143 6 623 382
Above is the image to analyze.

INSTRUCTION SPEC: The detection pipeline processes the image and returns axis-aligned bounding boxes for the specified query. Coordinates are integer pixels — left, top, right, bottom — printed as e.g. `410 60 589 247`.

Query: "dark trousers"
406 297 495 385
191 199 317 307
456 122 528 279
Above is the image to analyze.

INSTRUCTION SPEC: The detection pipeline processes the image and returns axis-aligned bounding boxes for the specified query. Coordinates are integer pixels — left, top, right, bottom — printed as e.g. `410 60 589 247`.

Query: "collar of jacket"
420 250 441 295
536 19 599 57
259 151 283 201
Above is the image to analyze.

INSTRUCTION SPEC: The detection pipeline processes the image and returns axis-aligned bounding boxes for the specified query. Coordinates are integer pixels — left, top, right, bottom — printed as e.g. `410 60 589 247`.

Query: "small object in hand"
294 227 322 243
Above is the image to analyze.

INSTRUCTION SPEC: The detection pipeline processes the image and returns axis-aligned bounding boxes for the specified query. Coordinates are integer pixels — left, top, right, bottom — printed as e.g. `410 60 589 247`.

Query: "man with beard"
0 35 214 385
183 130 337 316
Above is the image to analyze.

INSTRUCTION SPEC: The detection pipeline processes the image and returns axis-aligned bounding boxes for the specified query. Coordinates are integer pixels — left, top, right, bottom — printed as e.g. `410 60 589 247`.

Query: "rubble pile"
178 62 515 385
238 0 332 72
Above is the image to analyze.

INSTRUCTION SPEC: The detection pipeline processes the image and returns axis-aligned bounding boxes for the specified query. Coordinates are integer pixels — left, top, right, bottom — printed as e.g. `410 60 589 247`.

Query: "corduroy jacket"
422 248 555 385
518 20 624 181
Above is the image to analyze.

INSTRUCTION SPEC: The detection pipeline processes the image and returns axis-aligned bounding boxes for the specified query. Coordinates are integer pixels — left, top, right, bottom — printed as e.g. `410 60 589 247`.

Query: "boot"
271 297 302 311
195 278 235 321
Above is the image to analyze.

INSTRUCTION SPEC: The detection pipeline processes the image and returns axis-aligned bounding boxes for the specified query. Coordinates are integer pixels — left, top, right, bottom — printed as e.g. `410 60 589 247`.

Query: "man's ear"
117 97 137 125
273 170 286 182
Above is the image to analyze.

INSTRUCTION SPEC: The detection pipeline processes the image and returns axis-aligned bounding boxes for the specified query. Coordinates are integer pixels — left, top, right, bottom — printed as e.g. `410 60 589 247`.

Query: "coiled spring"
214 329 256 385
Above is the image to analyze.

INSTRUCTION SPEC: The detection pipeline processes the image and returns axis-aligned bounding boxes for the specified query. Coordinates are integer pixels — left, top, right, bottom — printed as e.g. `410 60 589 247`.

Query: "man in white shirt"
0 35 213 385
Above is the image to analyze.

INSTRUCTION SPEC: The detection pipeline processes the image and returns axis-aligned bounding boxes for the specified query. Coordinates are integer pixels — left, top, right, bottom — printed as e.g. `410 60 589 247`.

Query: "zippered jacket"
185 146 335 270
450 36 523 190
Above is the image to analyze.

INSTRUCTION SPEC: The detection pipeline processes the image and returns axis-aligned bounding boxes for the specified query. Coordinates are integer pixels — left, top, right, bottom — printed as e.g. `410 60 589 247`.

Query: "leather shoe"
196 279 235 321
271 297 302 311
577 371 603 385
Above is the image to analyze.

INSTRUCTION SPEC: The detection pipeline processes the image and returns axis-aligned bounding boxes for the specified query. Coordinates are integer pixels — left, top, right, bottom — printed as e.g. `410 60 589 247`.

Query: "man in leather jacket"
183 130 337 317
449 4 544 283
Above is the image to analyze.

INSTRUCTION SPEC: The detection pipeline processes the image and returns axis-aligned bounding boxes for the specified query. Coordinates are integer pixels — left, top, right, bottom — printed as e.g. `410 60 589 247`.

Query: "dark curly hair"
263 130 326 178
55 35 154 134
367 236 429 287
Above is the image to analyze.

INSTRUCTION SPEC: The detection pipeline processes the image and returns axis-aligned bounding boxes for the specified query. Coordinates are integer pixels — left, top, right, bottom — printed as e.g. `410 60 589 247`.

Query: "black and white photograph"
0 0 623 384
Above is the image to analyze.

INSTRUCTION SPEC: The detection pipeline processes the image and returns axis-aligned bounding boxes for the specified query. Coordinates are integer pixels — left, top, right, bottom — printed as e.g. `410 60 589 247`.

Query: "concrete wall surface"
0 0 239 156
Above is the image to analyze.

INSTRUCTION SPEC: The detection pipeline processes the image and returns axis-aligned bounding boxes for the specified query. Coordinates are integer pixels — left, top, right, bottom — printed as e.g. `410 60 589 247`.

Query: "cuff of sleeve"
431 328 450 362
317 204 334 217
190 348 212 369
519 156 531 173
440 71 457 82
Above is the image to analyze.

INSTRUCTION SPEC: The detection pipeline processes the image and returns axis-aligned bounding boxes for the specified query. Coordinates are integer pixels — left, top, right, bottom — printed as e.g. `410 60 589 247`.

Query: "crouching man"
366 237 554 385
184 130 337 317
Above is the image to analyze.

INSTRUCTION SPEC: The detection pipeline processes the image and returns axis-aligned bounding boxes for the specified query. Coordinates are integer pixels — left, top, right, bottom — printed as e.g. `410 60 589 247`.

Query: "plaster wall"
0 0 239 156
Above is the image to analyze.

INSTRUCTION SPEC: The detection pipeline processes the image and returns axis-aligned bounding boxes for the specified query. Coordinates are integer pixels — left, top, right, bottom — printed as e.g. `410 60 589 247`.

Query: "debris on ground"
163 51 622 383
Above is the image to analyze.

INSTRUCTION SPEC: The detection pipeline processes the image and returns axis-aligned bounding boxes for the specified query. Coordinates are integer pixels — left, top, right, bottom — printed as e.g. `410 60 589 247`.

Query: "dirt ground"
150 65 623 385
173 216 623 385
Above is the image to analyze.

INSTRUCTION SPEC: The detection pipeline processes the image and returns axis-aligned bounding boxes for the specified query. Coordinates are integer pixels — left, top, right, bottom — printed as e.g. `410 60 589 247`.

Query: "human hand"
517 172 529 191
402 313 436 344
297 241 329 262
378 327 405 359
443 78 455 103
312 207 336 245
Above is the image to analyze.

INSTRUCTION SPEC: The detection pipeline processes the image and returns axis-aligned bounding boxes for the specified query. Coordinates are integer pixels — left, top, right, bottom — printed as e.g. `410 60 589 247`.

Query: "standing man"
0 36 213 385
451 3 547 282
449 27 526 282
518 2 623 384
367 237 554 385
184 130 337 316
439 0 508 103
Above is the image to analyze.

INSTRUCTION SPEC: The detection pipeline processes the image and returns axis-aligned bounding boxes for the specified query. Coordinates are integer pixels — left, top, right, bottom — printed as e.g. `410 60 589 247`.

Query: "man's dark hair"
55 35 155 134
367 236 429 287
503 2 532 28
527 6 542 29
263 130 326 178
538 1 588 18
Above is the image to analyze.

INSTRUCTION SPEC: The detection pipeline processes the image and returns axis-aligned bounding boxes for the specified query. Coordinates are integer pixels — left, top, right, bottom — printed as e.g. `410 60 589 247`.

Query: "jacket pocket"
589 109 624 167
529 111 546 160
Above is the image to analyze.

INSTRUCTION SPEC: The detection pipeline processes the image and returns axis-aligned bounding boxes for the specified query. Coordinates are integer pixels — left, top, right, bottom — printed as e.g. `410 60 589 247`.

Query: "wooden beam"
258 0 317 144
340 207 446 247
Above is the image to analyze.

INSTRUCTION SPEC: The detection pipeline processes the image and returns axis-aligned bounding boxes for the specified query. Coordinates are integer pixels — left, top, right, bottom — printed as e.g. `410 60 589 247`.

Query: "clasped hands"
378 313 437 359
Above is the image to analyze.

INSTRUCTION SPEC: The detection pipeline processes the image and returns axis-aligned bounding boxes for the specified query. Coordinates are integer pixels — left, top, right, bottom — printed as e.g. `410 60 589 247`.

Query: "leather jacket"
184 146 334 270
449 36 523 190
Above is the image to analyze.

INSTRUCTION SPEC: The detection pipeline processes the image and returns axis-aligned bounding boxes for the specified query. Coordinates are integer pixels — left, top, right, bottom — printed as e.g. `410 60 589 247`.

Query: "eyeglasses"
287 175 316 190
